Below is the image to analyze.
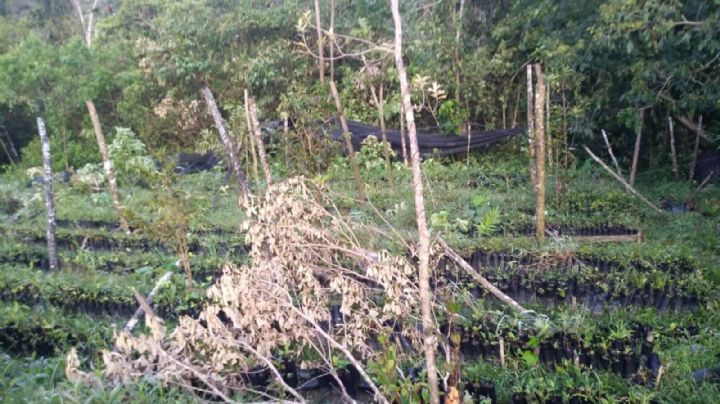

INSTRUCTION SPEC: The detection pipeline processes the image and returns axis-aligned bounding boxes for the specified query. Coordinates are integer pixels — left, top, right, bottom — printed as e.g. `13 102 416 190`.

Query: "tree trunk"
390 1 440 403
85 100 130 233
668 117 678 178
629 109 644 186
533 64 546 243
329 80 367 201
314 0 325 83
200 86 252 199
245 90 273 186
526 64 537 187
689 115 702 181
36 117 59 271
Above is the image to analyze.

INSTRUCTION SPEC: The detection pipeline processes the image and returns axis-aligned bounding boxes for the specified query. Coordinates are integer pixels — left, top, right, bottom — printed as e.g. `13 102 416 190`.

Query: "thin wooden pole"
391 1 439 401
533 64 546 243
314 0 324 83
668 117 679 178
526 64 537 187
36 118 59 271
689 116 702 181
329 80 367 201
629 109 644 186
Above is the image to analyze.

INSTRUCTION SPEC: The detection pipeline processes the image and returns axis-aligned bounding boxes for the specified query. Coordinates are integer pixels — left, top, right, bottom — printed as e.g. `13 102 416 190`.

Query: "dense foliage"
0 0 717 172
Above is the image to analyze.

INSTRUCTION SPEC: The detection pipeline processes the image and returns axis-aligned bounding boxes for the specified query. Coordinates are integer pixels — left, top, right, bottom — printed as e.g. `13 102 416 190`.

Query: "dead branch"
122 271 173 334
439 239 527 313
583 145 662 212
601 129 623 177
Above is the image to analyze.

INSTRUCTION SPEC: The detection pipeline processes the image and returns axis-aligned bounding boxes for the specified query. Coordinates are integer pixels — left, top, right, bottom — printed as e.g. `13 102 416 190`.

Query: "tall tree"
390 1 440 403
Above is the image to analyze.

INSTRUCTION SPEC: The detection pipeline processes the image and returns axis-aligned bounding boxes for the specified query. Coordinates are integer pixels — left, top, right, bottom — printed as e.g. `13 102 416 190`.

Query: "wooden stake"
499 336 506 366
86 100 130 233
245 90 273 186
689 116 702 181
629 109 644 186
329 80 367 201
668 117 679 178
200 86 252 199
313 0 324 83
36 118 59 271
533 64 546 243
583 145 662 212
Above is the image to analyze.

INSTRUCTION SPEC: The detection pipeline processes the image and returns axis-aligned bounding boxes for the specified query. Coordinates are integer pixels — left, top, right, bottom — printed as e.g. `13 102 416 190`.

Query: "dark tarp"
328 120 524 157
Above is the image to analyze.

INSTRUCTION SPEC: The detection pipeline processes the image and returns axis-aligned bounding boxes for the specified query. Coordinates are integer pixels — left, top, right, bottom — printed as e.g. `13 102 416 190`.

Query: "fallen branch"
439 239 527 313
697 170 715 192
122 271 173 334
582 145 662 213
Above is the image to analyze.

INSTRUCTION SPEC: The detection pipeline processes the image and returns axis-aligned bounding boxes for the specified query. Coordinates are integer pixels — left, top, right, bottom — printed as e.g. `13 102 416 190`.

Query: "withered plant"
94 177 424 402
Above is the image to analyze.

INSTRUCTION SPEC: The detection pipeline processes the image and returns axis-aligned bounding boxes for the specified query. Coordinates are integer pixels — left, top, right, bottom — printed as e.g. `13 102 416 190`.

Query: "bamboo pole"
36 118 59 271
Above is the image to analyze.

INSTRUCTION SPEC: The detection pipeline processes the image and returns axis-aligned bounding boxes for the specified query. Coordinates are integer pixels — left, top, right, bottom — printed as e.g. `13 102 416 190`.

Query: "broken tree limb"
86 100 130 233
245 90 273 186
37 118 59 271
122 271 173 334
439 239 527 313
1 125 19 163
601 129 623 178
583 145 662 212
201 86 252 199
697 170 715 192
